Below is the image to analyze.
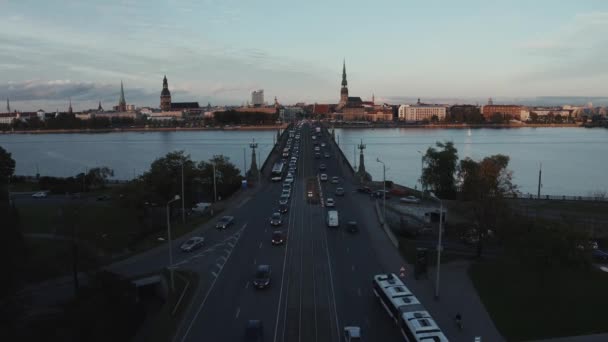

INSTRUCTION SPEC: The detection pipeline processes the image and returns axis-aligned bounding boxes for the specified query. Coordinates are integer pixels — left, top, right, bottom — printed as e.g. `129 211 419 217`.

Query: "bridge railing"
509 193 608 202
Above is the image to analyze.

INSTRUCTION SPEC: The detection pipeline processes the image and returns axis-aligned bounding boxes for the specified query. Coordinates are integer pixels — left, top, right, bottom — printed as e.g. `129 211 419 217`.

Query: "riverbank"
332 122 582 129
0 124 288 134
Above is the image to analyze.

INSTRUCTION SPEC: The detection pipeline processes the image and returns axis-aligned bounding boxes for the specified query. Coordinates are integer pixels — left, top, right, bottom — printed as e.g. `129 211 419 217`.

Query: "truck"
327 210 339 228
306 177 319 204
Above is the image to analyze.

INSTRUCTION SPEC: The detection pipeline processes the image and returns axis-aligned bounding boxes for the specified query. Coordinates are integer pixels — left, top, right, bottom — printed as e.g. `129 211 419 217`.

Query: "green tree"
198 155 243 201
529 112 539 123
490 112 504 124
0 146 16 200
422 141 458 198
86 167 114 190
142 151 198 205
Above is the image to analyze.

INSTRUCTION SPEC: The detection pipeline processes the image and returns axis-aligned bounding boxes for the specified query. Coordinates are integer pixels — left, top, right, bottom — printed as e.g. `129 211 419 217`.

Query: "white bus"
272 161 284 176
327 210 339 227
372 274 448 341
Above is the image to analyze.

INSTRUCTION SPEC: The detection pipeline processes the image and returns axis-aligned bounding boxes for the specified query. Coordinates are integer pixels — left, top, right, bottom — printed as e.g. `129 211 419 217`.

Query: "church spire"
6 98 10 113
118 81 127 111
98 101 103 111
341 59 347 87
68 98 73 114
163 75 168 88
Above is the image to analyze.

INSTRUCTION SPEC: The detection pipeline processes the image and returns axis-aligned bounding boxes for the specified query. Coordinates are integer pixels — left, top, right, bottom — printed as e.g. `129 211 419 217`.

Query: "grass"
398 238 463 265
146 270 199 342
469 261 608 341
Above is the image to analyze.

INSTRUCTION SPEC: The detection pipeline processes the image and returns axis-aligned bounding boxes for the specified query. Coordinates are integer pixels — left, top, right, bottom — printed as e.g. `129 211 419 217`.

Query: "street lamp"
429 192 443 300
376 158 386 222
417 150 424 196
166 194 180 292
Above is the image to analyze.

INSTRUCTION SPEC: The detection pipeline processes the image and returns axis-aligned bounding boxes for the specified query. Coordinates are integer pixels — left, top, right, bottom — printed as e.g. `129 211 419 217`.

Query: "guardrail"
259 123 293 175
322 125 355 176
508 193 608 203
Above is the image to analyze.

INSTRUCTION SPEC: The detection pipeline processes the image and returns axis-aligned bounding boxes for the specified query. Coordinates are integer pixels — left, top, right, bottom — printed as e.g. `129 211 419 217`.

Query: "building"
336 60 365 111
251 89 264 107
398 100 447 121
481 105 523 120
0 113 16 125
117 81 127 112
160 75 172 111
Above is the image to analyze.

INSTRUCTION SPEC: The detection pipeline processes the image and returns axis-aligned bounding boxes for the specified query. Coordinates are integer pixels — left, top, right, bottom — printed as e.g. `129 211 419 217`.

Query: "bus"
327 210 339 227
272 161 284 176
372 274 448 341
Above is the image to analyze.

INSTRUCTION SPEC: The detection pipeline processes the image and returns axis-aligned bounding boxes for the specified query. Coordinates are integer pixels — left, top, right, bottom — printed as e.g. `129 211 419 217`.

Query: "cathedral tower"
160 75 172 111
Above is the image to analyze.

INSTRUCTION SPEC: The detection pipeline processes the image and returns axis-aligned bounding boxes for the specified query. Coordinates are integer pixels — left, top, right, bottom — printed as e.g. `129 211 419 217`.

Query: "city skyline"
2 1 608 110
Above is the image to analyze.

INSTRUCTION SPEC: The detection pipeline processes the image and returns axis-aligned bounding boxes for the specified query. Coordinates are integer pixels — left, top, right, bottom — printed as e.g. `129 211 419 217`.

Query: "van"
327 210 339 228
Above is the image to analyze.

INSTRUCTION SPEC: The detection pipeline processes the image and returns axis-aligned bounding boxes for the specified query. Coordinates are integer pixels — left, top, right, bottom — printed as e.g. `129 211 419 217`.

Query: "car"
244 320 264 341
253 265 271 289
282 188 291 197
314 146 320 152
372 190 391 199
400 196 420 203
314 153 321 159
282 182 291 190
282 152 289 158
96 194 111 201
356 186 372 194
324 152 330 158
278 203 289 213
331 176 339 184
343 326 361 342
180 236 205 252
285 175 294 183
592 249 608 262
216 216 235 229
271 176 282 182
320 174 328 181
347 221 359 233
326 198 335 207
289 167 296 174
270 212 282 226
321 142 326 147
335 187 345 196
279 194 289 205
319 164 327 171
312 135 316 140
272 231 285 245
32 191 48 198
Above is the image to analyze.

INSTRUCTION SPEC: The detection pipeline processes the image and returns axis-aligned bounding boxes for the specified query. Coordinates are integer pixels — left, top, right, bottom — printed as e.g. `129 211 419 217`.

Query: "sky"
2 0 608 111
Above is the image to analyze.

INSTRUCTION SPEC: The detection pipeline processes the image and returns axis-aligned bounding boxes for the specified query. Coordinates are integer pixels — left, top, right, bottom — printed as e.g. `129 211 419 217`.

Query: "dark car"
270 212 282 226
324 152 330 158
96 194 111 201
592 249 608 262
272 231 285 245
279 203 289 213
357 186 372 194
347 221 359 234
372 190 391 199
314 153 321 159
216 215 235 229
319 164 327 171
335 187 345 196
244 320 264 341
253 265 271 289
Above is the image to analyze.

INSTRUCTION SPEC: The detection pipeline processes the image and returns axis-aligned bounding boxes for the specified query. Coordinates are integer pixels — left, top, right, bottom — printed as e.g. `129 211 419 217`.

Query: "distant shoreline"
332 123 583 129
0 124 288 134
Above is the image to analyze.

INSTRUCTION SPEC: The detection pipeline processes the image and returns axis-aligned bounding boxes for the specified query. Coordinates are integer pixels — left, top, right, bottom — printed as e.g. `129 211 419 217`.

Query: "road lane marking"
245 281 250 289
351 265 355 271
178 223 247 342
346 247 349 253
254 258 257 265
227 242 235 248
357 288 362 297
216 263 222 269
211 271 218 277
218 256 227 262
235 307 241 319
259 242 263 249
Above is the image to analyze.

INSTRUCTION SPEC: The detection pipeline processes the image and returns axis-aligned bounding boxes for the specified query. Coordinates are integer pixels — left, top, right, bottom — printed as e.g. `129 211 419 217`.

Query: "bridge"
109 121 502 342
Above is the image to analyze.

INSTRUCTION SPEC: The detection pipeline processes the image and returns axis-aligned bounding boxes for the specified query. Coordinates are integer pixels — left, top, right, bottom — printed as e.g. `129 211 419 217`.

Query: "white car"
180 236 205 252
320 174 328 181
326 198 335 207
271 176 282 182
282 188 291 198
400 196 420 203
331 176 339 184
32 191 48 198
321 142 326 147
285 175 294 183
279 194 290 205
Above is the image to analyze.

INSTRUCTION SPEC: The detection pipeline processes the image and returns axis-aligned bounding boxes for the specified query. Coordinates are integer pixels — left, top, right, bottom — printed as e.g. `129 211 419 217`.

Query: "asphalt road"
107 122 409 341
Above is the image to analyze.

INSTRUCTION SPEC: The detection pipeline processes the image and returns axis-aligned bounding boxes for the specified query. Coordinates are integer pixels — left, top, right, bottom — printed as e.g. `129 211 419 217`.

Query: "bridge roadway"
111 123 404 341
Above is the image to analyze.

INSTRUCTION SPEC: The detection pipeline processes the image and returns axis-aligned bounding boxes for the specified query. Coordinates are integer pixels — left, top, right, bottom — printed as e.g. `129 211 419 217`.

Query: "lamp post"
376 158 386 222
166 194 180 292
181 162 185 224
429 192 443 300
212 162 217 202
417 150 424 196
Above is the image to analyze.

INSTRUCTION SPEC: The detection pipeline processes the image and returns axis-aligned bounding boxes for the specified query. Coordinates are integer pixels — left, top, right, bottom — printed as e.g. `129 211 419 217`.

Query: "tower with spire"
6 98 10 113
118 81 127 112
98 101 104 112
339 59 349 109
68 98 73 115
160 75 172 111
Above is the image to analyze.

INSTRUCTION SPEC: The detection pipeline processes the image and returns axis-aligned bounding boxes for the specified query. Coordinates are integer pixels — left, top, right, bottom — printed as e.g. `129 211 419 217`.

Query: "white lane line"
245 281 250 289
259 242 263 249
321 205 341 339
211 271 218 278
235 307 241 319
218 256 227 262
351 265 355 271
346 247 349 253
215 263 222 269
357 288 362 297
227 242 235 248
254 258 257 265
178 223 247 342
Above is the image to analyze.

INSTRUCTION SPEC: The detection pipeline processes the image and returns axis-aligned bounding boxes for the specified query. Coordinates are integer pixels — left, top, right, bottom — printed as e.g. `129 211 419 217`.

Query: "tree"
0 146 16 201
198 155 243 201
86 167 114 189
431 115 439 123
142 151 198 205
490 112 504 124
422 141 458 198
458 154 517 257
529 112 539 123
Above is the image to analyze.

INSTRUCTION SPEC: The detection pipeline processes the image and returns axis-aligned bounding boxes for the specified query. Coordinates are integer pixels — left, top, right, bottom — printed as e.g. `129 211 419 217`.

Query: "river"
1 127 607 196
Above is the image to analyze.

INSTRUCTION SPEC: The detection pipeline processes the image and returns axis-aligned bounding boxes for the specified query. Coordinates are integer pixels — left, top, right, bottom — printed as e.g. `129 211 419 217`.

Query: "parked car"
272 231 285 245
216 216 235 229
244 320 264 342
253 265 272 289
400 196 420 203
32 191 48 198
326 198 335 207
180 236 205 252
335 187 345 196
347 221 359 234
270 212 283 226
320 174 328 181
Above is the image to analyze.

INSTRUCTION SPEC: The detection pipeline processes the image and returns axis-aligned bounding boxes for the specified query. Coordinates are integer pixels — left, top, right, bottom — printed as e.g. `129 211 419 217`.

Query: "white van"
327 210 339 228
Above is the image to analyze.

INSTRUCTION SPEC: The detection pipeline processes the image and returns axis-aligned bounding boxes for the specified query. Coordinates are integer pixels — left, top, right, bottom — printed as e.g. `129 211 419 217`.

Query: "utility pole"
243 148 247 177
537 163 542 198
353 145 357 170
181 162 185 223
212 162 217 202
